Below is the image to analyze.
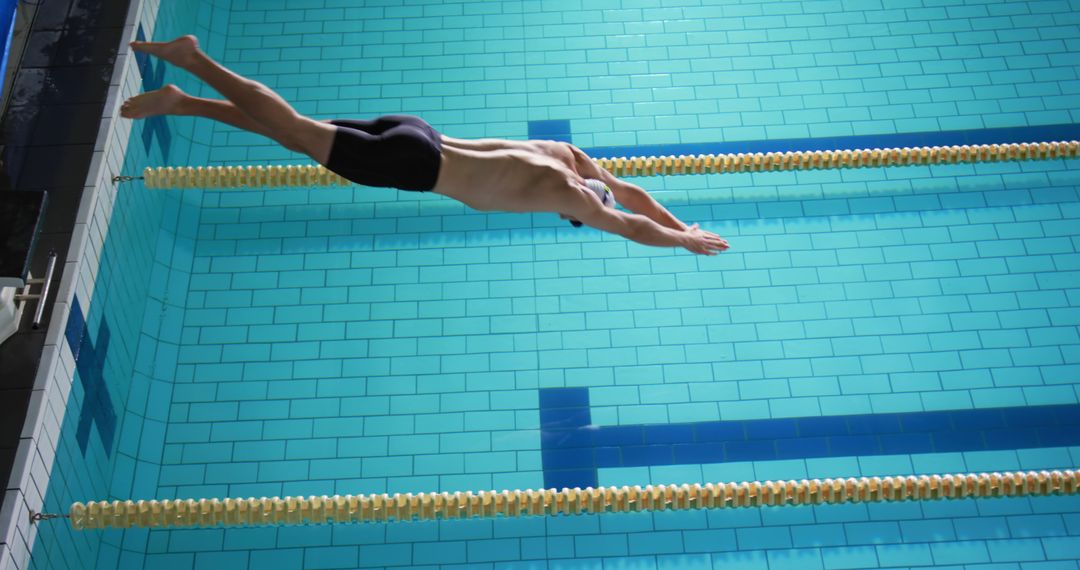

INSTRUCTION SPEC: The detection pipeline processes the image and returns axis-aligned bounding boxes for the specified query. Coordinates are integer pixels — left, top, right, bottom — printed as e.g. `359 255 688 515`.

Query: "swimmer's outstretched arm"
566 190 729 255
600 173 687 230
567 145 689 231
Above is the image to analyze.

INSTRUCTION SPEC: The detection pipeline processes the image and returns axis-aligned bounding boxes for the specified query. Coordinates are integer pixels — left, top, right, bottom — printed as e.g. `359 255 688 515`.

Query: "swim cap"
570 179 615 227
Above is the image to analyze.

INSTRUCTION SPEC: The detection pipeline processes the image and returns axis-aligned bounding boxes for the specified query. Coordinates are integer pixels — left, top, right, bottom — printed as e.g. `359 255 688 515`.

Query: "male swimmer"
121 36 730 255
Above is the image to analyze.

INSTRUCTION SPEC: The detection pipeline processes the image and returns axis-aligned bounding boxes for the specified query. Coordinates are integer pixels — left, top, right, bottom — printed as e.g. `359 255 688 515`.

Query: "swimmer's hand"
682 224 730 255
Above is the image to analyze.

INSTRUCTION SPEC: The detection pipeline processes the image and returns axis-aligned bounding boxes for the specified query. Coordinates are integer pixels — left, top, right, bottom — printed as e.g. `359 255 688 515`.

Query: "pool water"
25 0 1080 569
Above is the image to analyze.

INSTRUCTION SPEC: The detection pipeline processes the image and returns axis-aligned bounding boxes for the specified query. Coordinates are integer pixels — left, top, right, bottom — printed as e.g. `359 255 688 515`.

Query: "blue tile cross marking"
64 296 117 457
539 387 1080 490
528 119 572 144
134 25 171 161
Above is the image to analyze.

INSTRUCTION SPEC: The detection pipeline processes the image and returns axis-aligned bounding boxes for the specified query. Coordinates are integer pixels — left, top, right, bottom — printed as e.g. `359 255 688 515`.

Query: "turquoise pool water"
27 0 1080 569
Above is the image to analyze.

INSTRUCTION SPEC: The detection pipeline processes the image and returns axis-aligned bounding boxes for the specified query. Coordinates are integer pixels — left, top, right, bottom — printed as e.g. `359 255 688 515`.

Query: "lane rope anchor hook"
30 510 70 525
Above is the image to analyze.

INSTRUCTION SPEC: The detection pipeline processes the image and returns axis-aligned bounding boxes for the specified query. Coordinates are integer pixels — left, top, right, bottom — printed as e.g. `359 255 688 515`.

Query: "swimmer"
121 36 730 255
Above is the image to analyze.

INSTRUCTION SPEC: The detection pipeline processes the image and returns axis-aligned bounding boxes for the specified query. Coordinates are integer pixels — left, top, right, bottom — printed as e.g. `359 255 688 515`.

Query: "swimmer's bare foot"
120 84 186 119
129 35 199 68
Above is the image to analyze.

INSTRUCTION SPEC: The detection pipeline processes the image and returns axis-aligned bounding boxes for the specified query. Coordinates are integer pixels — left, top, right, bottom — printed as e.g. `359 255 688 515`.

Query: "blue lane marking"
64 296 86 361
65 296 117 457
0 1 16 105
539 387 1080 490
579 123 1080 160
528 119 572 143
134 25 171 161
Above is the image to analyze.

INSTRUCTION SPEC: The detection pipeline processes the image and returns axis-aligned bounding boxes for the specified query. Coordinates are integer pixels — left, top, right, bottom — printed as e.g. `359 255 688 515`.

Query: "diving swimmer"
121 36 730 255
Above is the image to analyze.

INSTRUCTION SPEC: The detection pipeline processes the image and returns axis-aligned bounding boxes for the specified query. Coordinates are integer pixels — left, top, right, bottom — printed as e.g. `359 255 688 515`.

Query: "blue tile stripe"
581 123 1080 160
540 387 1080 490
528 119 572 143
64 295 86 361
135 25 171 161
65 295 117 457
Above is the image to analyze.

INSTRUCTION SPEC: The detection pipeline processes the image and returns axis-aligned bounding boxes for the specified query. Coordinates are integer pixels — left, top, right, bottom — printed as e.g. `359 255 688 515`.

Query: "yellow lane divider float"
65 470 1079 530
138 140 1080 189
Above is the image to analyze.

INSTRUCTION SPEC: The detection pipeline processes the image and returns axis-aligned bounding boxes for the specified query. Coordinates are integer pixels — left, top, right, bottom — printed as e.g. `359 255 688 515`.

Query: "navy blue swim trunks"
324 115 442 192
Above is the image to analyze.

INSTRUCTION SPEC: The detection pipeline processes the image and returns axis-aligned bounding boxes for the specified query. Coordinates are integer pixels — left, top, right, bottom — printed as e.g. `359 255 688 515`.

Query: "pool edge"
0 0 150 567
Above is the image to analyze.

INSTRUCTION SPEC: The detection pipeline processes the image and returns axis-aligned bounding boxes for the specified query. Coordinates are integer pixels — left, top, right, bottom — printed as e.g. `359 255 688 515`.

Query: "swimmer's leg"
126 35 335 163
122 85 278 141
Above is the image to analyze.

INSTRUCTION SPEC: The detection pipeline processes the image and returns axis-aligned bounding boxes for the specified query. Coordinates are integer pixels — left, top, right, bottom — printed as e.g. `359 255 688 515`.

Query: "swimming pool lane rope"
59 469 1078 530
132 140 1080 189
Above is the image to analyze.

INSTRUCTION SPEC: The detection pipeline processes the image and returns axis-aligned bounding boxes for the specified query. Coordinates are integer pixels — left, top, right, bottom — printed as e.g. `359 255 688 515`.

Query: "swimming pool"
7 0 1080 568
